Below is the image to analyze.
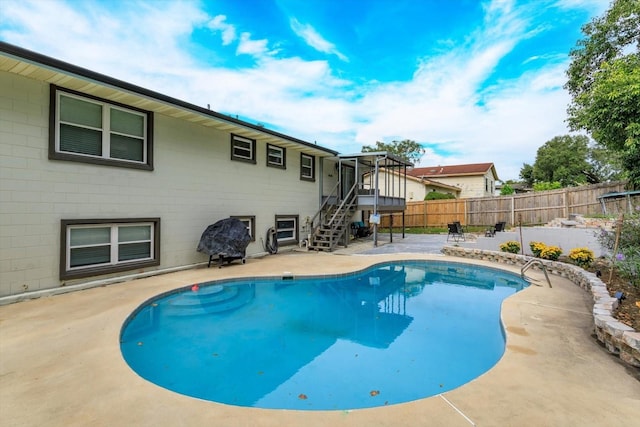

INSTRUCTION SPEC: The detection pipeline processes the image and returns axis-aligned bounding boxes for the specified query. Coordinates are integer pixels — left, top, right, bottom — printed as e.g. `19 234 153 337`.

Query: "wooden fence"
380 181 636 228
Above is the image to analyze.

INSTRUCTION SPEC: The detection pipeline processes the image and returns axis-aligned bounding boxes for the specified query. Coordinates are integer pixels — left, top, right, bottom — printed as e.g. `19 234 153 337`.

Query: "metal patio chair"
447 222 465 242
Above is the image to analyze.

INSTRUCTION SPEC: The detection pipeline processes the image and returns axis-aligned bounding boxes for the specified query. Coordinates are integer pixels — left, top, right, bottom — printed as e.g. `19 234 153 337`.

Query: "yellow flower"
569 247 594 268
540 245 562 261
500 240 521 254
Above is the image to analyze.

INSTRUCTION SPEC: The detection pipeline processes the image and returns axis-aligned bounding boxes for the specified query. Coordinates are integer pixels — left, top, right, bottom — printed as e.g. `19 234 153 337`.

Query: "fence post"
465 199 469 225
423 201 427 228
511 196 515 226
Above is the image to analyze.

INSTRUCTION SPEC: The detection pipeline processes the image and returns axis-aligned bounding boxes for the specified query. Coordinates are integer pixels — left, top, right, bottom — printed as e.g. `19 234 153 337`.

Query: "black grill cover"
196 218 251 258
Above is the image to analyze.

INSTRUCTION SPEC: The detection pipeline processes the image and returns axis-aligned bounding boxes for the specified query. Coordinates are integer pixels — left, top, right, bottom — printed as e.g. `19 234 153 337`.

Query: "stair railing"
308 180 359 251
323 182 358 249
309 180 341 234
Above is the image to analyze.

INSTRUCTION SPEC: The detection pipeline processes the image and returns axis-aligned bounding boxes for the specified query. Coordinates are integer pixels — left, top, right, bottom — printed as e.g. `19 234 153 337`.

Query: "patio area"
1 244 639 426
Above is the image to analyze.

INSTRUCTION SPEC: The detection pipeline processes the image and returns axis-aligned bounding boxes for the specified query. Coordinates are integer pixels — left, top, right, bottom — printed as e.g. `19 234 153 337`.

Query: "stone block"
604 321 634 338
620 350 640 367
623 331 640 349
592 308 611 316
594 314 616 328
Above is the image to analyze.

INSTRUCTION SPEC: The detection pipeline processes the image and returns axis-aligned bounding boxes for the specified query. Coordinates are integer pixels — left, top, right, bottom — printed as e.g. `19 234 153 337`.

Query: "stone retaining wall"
442 246 640 369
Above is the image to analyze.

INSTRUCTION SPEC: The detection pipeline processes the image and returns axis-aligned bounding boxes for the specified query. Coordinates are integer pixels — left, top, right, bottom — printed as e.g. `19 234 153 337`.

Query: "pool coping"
442 246 640 368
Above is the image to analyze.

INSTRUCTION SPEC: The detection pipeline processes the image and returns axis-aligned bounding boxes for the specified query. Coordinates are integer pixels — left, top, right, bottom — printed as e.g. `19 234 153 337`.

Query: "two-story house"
0 43 410 300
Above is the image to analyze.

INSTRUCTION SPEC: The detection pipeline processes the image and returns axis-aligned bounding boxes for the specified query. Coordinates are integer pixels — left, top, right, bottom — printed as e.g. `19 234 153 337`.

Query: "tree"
361 139 425 164
532 135 591 186
586 143 626 183
500 183 514 195
565 0 640 188
533 181 562 192
519 163 535 187
520 135 624 187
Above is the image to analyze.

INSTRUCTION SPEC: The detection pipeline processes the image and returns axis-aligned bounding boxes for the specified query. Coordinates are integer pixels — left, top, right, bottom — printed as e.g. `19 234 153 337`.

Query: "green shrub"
500 240 521 254
425 191 455 200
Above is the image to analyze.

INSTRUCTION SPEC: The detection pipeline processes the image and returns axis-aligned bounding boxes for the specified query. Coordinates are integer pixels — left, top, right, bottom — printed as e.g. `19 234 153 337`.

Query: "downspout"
319 157 324 217
403 163 407 238
373 156 380 247
355 158 360 221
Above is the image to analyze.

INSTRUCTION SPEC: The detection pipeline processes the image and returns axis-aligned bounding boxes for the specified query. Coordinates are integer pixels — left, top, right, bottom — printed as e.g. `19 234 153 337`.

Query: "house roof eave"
0 42 338 157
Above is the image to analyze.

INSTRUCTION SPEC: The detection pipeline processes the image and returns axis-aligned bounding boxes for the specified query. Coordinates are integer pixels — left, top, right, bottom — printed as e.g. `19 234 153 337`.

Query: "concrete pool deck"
1 240 639 426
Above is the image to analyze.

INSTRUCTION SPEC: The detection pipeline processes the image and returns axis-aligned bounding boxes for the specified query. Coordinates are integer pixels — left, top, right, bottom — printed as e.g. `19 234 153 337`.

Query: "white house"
1 43 351 299
407 163 499 198
367 168 461 201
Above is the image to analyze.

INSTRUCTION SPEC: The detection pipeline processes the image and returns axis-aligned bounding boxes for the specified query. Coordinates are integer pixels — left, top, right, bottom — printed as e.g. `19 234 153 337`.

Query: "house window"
231 215 256 241
60 218 160 280
275 215 298 245
231 134 256 164
300 153 315 181
266 144 286 169
50 86 153 170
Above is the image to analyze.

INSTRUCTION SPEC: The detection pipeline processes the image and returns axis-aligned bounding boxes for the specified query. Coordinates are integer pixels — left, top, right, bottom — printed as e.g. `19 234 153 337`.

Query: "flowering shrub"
500 240 521 254
529 241 562 260
615 247 639 286
540 245 562 260
569 247 595 268
597 211 640 287
529 241 545 257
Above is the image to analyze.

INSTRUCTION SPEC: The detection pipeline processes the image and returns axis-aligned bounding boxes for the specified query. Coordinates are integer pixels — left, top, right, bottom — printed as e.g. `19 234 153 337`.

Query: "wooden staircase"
308 181 358 252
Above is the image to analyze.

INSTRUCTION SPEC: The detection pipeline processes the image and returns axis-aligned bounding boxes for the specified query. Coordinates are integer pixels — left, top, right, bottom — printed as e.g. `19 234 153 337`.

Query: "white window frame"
60 218 160 279
231 215 256 241
51 86 152 170
300 153 315 181
275 215 298 245
231 134 256 164
266 144 286 169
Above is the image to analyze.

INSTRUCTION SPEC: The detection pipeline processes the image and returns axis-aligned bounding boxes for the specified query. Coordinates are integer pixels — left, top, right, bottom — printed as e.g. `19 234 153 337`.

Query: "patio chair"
447 222 465 242
485 221 507 237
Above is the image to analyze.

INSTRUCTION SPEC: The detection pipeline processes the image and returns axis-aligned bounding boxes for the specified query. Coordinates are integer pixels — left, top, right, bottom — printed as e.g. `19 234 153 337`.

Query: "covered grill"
196 218 251 268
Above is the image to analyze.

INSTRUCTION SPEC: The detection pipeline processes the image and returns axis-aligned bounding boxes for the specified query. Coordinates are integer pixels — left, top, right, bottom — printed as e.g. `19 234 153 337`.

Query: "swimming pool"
120 260 529 410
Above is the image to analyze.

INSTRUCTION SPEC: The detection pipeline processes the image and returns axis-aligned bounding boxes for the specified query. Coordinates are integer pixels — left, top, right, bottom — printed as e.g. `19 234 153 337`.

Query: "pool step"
164 284 255 317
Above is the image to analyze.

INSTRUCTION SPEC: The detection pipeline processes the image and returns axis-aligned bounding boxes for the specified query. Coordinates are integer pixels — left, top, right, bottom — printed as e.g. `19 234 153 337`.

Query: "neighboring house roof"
372 168 461 193
408 162 499 181
419 177 461 193
0 42 338 158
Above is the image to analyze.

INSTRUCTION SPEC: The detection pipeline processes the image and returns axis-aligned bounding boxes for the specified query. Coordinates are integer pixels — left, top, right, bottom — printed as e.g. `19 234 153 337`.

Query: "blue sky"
0 0 607 180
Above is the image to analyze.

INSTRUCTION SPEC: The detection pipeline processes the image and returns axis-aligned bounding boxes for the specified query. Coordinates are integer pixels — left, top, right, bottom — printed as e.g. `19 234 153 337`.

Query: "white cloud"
0 0 207 77
236 32 271 56
207 15 237 45
340 0 575 180
0 0 599 180
290 17 348 62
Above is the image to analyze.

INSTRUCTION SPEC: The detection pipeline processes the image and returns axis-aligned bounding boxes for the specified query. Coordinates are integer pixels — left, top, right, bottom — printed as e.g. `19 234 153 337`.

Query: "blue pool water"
120 260 528 410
